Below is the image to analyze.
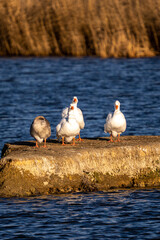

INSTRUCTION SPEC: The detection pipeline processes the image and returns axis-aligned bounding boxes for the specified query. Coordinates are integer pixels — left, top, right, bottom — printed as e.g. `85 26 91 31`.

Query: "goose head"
68 103 76 120
34 116 46 125
72 96 78 104
115 100 120 111
69 103 75 112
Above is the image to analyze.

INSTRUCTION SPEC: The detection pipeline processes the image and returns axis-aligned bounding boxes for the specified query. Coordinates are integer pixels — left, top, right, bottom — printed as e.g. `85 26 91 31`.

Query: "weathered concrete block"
0 136 160 197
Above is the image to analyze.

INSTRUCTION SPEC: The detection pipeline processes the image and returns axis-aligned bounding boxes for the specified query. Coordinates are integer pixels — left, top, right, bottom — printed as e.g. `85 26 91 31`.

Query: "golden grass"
0 0 160 57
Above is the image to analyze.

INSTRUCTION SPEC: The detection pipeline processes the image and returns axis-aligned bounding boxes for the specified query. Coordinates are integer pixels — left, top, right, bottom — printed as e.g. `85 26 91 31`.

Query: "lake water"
0 190 160 240
0 57 160 239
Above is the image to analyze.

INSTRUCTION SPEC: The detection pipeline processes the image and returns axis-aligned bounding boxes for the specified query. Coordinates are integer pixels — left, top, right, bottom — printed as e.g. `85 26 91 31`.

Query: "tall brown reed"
0 0 160 57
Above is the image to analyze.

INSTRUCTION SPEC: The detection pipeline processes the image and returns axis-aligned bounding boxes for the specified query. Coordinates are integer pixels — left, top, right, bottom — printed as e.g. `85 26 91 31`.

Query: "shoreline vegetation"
0 0 160 57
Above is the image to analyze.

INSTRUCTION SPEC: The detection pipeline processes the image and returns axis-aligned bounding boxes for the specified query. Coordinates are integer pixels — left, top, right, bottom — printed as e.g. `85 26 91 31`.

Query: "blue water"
0 57 160 239
0 57 160 151
0 190 160 239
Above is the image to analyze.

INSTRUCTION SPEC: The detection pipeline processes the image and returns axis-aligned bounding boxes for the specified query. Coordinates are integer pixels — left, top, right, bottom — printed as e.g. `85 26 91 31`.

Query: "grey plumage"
30 116 51 147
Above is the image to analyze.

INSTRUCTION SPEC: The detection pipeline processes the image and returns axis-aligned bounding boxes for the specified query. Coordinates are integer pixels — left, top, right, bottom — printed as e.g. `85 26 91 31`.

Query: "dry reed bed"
0 0 160 57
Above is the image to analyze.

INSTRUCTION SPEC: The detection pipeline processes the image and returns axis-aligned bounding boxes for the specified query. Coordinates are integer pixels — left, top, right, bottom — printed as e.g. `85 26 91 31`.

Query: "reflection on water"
0 190 160 239
0 57 160 152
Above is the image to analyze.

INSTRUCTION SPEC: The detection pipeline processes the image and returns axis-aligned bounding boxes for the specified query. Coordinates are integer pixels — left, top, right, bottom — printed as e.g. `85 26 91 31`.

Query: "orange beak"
115 105 118 110
71 106 74 110
74 98 77 102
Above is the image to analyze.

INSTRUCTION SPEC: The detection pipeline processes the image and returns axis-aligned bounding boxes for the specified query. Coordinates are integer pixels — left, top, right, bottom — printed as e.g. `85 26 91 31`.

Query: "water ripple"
0 57 160 151
0 58 160 239
0 190 160 239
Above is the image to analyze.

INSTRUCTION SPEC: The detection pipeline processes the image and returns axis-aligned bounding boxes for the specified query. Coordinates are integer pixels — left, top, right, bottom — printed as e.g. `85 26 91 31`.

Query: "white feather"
56 104 80 143
104 100 126 137
61 96 85 137
61 107 69 119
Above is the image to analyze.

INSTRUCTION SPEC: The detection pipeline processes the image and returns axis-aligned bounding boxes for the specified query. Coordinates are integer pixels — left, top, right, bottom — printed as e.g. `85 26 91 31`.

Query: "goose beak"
115 105 118 110
74 98 77 102
71 106 74 110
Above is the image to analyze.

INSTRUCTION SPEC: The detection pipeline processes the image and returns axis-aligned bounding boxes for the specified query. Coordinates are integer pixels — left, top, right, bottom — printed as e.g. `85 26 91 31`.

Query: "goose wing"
61 107 69 119
76 108 85 129
104 113 112 133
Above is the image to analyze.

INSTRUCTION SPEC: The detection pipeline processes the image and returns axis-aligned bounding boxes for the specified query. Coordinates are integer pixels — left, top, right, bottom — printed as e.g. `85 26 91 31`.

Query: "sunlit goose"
30 116 51 147
56 104 80 145
72 96 85 141
104 100 126 142
62 96 85 141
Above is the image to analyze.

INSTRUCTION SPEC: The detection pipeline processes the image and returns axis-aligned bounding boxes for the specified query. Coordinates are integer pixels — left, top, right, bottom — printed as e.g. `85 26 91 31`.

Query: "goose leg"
77 133 83 141
71 137 76 146
34 141 39 148
43 139 47 148
62 137 66 146
109 134 113 142
116 134 120 142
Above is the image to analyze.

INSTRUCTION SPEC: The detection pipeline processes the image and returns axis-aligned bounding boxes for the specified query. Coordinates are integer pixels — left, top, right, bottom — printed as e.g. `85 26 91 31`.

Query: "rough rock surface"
0 136 160 197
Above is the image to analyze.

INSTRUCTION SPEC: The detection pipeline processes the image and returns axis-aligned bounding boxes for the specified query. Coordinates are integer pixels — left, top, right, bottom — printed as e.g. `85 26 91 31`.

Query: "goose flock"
30 97 126 147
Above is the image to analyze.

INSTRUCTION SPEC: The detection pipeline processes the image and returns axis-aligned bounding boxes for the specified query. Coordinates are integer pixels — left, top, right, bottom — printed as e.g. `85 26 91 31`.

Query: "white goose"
104 100 126 142
56 104 80 145
72 96 85 141
30 116 51 147
62 96 85 141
